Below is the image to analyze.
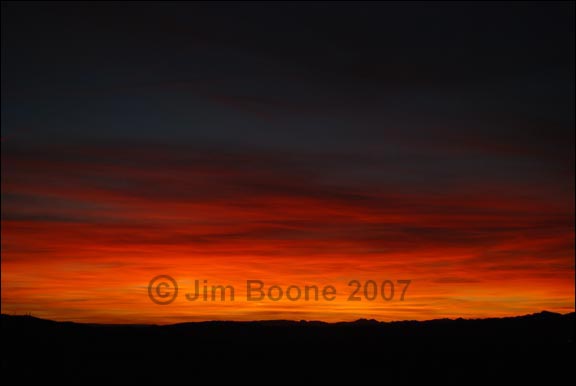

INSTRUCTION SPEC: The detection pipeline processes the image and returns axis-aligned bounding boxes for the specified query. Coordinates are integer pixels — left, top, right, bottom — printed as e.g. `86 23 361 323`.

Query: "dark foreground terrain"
1 311 574 385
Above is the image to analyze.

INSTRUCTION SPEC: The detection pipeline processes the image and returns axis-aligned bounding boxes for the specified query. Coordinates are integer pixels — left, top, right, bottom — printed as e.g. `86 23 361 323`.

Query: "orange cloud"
2 142 574 323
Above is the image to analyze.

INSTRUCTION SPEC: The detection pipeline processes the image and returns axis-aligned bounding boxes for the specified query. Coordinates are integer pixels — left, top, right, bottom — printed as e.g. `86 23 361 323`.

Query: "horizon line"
3 309 574 327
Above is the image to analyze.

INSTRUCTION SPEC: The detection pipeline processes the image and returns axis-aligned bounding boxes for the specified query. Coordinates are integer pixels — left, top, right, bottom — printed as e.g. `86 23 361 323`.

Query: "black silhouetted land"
1 311 574 385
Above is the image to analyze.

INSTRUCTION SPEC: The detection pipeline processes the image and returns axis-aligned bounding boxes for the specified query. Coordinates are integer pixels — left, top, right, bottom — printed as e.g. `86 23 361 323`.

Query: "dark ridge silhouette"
1 312 574 385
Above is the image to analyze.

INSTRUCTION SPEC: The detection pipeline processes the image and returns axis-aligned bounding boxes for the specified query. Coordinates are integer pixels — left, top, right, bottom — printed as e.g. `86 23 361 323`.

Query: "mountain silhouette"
2 312 574 385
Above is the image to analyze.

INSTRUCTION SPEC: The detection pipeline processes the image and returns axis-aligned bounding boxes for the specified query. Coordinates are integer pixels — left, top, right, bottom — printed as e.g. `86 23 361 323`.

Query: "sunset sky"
1 2 574 324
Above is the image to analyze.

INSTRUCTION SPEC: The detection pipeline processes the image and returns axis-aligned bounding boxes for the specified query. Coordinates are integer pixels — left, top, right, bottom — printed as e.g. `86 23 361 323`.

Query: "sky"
1 1 574 324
